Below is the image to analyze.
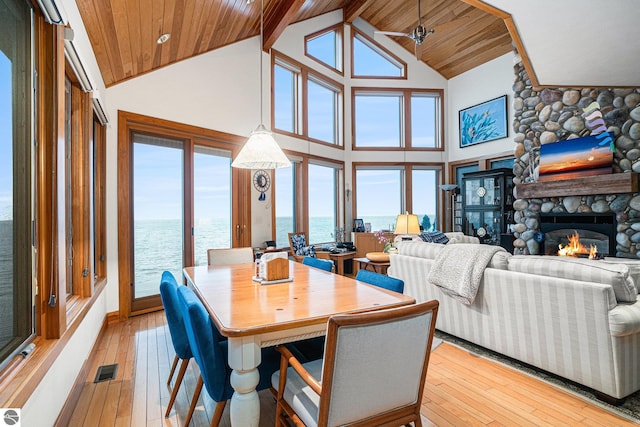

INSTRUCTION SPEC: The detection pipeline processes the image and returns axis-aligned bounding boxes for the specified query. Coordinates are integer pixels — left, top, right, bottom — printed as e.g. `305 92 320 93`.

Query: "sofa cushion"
396 241 444 259
604 257 640 294
508 255 638 303
448 235 480 244
488 251 511 270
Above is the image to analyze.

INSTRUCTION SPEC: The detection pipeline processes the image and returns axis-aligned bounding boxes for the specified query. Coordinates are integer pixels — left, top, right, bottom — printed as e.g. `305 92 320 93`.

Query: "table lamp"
395 212 421 239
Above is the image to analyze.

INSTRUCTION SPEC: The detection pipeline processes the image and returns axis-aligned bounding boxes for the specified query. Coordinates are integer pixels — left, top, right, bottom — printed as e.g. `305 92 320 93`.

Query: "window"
353 88 443 149
0 0 34 369
133 135 185 298
193 146 232 266
351 30 406 78
273 61 298 134
354 165 442 232
307 77 340 144
305 25 342 73
272 52 343 146
490 157 515 170
354 92 402 147
411 169 438 231
274 162 295 248
455 163 479 188
355 168 402 231
308 163 338 243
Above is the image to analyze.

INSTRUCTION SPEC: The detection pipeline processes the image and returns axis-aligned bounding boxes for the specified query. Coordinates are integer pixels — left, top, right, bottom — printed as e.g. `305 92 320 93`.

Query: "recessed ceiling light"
157 33 170 44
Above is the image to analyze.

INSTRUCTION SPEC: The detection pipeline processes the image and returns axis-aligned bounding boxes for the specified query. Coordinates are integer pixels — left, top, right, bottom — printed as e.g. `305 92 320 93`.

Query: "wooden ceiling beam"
344 0 374 23
262 0 306 51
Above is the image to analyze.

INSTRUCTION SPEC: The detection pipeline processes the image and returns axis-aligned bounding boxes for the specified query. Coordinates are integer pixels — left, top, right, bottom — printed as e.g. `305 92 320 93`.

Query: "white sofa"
388 239 640 402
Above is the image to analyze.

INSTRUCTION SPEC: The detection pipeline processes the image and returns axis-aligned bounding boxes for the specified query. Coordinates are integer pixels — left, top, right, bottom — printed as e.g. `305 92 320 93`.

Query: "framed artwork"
459 95 508 148
353 218 365 232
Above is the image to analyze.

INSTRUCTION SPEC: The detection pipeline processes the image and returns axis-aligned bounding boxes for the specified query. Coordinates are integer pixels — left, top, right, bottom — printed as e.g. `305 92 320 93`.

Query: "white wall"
447 52 516 164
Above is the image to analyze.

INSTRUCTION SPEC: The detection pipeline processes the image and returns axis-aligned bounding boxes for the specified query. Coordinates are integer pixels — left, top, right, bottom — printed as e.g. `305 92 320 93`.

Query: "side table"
354 257 391 275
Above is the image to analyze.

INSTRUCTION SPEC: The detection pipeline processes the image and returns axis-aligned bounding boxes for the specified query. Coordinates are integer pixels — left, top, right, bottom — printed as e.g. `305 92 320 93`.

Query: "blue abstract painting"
459 95 508 147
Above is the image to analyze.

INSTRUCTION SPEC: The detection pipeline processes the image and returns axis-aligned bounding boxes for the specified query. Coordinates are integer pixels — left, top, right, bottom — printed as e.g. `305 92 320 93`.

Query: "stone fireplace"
510 54 640 258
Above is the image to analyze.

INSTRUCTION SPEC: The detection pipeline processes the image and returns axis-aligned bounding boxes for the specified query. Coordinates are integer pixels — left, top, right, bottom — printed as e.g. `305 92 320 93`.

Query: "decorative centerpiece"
366 231 397 262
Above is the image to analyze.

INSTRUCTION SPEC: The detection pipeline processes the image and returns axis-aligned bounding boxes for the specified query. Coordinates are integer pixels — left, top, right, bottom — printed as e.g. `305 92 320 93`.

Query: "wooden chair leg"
167 354 179 386
184 374 204 426
165 358 190 417
209 401 227 427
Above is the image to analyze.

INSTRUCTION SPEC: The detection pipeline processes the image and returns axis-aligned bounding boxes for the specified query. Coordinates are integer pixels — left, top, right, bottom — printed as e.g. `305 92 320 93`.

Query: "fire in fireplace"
539 213 616 257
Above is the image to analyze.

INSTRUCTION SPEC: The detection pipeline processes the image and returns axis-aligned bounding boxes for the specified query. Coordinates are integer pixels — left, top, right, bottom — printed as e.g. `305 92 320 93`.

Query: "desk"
183 261 414 426
354 257 391 275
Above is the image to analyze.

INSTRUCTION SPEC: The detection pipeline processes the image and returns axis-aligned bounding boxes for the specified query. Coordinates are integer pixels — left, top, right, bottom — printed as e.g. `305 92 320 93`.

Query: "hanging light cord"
259 0 265 126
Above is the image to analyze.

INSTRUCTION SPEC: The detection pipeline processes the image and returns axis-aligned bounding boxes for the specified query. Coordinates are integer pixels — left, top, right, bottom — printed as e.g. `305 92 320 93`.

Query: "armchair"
272 300 439 427
288 232 316 263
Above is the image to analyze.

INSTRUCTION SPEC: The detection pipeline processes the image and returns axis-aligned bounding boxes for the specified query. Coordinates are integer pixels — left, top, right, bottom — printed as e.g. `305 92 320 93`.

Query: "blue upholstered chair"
176 285 281 426
159 271 193 418
356 269 405 293
288 232 315 262
302 256 334 272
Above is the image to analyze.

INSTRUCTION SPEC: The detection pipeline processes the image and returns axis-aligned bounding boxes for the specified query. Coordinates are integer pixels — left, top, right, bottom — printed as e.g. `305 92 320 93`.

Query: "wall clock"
253 169 270 201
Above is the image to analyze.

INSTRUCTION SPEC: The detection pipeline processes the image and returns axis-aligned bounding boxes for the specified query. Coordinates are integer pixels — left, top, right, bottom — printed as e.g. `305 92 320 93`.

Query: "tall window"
193 146 232 266
273 61 298 134
0 0 34 369
272 52 343 146
411 169 438 231
275 163 295 248
308 163 337 243
132 134 184 298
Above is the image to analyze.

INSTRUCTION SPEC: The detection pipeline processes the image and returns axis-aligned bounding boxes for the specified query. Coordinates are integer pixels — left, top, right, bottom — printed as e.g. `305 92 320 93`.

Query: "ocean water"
134 214 435 297
0 220 14 348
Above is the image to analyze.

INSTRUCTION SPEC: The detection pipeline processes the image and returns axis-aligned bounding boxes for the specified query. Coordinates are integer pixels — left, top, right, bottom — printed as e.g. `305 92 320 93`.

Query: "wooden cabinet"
462 168 514 249
351 232 395 258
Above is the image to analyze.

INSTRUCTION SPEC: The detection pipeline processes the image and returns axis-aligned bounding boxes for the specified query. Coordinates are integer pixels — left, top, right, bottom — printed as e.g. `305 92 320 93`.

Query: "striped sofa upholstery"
388 243 640 401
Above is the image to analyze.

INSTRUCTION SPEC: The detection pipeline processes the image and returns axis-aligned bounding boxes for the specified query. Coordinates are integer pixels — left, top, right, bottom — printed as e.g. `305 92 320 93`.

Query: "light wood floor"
62 310 637 426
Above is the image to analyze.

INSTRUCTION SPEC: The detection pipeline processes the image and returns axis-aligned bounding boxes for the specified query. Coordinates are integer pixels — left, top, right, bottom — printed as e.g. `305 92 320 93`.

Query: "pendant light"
232 0 290 169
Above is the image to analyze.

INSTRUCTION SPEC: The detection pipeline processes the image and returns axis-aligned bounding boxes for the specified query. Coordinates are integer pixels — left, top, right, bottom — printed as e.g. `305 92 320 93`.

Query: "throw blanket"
428 244 505 305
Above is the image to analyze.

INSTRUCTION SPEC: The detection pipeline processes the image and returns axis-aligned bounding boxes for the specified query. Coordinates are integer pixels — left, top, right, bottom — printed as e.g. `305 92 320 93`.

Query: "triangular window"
305 25 343 74
352 29 406 78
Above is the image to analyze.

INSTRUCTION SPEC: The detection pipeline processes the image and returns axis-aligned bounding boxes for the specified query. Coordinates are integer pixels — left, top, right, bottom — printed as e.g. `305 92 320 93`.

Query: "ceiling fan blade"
431 16 471 34
375 30 410 37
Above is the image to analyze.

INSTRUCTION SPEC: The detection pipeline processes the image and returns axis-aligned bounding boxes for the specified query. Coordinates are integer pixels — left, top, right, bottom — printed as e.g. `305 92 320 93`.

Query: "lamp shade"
232 124 291 169
394 213 420 235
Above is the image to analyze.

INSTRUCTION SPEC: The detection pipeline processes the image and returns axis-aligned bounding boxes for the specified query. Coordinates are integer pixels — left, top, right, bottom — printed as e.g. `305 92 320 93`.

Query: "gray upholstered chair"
207 247 254 265
272 300 439 427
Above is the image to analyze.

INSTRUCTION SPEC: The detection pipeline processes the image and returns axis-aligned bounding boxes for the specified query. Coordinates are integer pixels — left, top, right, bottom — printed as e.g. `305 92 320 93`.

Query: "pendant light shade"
232 0 290 170
231 124 291 169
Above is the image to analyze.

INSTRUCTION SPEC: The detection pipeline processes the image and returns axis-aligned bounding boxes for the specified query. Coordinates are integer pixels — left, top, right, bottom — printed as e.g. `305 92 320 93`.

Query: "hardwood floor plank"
64 312 639 427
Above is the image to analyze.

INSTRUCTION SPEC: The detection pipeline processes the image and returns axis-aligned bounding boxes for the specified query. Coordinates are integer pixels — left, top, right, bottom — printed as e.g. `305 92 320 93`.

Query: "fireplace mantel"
515 173 639 199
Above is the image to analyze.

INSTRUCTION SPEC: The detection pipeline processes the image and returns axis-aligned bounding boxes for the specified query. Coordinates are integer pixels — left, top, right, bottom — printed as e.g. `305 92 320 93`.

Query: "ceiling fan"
375 0 469 57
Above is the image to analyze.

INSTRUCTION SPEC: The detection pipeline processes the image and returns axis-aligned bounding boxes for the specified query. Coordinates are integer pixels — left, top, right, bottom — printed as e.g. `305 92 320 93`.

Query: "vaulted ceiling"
76 0 514 87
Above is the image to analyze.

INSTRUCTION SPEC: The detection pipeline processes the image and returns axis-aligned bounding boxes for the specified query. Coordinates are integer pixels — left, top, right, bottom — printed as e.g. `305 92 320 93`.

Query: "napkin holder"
259 252 289 281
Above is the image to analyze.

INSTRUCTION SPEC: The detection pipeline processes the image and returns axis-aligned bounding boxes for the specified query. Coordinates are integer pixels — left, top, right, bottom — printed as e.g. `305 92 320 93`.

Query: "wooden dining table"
183 260 415 427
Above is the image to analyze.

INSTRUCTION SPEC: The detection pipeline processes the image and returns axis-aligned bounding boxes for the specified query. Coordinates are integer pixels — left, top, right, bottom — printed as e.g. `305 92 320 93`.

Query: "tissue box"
259 252 289 281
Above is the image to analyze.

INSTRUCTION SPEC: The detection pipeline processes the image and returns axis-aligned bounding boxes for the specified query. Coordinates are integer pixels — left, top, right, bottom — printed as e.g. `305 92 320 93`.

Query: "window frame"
352 162 445 232
304 23 343 75
271 51 344 148
352 87 444 151
350 27 407 80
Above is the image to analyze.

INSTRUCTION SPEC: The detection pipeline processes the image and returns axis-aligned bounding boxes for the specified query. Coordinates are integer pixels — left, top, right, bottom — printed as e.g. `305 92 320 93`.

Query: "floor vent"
94 364 118 383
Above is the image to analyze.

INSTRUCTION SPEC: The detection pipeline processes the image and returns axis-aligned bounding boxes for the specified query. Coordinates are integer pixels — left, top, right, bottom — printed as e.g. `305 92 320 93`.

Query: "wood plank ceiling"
76 0 513 87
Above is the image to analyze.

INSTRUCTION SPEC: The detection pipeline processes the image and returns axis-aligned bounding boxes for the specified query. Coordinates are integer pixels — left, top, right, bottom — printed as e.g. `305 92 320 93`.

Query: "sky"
0 52 12 221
